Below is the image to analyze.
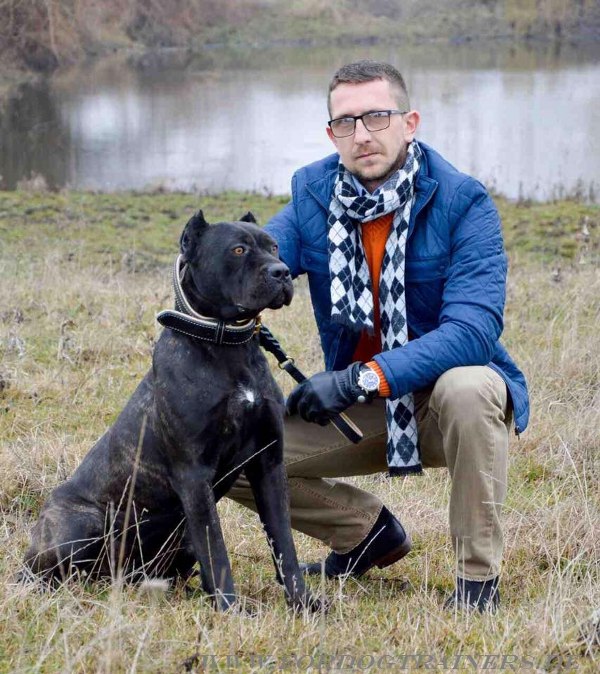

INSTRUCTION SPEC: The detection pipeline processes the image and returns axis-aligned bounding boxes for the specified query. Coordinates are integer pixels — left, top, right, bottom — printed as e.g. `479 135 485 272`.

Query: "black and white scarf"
328 140 422 475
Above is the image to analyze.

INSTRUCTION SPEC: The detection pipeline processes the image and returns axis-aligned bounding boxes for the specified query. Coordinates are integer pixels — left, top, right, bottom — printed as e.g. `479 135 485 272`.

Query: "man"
229 60 529 613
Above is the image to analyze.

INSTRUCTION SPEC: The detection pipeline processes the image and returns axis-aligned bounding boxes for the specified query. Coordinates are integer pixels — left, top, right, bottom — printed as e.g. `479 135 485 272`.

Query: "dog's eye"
271 244 279 254
232 246 246 256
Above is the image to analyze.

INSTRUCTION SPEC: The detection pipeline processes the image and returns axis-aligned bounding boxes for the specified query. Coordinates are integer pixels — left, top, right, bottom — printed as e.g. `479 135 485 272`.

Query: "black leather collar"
156 255 259 346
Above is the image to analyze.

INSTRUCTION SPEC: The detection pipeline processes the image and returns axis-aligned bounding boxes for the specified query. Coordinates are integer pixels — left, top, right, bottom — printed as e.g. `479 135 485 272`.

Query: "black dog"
23 211 319 613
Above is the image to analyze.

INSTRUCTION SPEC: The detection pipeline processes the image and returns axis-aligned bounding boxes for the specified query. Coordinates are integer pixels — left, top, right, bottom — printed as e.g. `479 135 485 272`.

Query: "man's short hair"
327 60 410 117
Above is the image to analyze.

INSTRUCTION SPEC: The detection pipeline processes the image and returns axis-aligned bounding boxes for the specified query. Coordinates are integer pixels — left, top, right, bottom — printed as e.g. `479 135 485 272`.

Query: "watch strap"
365 360 391 397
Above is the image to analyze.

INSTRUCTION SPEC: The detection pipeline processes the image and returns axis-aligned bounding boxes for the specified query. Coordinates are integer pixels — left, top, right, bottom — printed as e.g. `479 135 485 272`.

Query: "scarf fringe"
388 464 424 477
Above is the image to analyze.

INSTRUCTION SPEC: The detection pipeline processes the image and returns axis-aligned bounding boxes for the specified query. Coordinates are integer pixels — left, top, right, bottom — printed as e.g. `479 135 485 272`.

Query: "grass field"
0 188 598 672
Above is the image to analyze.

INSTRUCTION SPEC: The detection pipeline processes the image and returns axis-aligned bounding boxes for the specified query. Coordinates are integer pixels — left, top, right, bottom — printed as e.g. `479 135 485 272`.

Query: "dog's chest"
236 385 258 407
220 384 262 436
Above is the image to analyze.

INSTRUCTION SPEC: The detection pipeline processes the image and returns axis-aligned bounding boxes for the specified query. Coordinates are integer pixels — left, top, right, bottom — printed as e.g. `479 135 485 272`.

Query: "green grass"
1 190 595 266
0 191 290 266
1 189 599 672
498 198 599 264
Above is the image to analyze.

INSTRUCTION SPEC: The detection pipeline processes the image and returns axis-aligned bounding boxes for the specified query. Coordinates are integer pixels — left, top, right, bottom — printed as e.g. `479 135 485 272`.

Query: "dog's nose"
267 262 291 280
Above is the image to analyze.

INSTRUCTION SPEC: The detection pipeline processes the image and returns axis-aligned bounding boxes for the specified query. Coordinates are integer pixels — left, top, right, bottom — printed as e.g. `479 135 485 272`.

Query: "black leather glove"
286 362 370 425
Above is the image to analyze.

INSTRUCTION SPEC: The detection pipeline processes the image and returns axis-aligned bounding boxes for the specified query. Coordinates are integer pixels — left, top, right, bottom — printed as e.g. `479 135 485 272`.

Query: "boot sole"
373 532 412 570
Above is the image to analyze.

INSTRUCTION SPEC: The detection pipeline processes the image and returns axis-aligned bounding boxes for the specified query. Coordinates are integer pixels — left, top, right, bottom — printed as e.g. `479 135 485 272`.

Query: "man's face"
326 78 420 193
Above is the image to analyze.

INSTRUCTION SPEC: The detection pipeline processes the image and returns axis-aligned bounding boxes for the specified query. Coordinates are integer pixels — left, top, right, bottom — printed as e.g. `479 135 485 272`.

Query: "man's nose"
353 117 372 143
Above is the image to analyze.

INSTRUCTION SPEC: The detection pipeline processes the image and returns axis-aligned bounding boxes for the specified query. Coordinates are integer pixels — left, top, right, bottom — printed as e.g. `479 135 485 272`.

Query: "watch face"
359 369 380 392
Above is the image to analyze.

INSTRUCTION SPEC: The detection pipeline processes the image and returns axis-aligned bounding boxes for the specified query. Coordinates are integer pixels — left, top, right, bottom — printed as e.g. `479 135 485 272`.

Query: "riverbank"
2 0 599 77
1 189 599 670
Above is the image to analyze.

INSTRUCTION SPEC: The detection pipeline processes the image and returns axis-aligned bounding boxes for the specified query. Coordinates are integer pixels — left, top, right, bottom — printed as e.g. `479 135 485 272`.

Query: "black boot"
300 507 411 579
444 576 500 613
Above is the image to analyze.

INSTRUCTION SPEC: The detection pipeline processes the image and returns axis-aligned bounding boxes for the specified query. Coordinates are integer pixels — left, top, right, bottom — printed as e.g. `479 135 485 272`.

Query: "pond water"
1 41 599 200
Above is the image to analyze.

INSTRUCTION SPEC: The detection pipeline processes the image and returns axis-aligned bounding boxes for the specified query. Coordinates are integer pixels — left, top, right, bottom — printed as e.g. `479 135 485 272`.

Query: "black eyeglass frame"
327 109 408 138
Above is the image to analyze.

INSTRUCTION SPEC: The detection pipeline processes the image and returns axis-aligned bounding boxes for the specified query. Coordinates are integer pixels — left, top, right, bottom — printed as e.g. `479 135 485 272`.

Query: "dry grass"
0 190 599 672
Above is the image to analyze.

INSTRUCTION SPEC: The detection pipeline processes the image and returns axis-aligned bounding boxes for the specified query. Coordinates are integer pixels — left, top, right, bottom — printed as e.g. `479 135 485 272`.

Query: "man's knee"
429 366 507 420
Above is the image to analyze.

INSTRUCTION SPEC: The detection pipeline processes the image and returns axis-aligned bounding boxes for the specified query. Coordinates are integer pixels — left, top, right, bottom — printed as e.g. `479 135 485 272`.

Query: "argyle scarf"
327 140 422 475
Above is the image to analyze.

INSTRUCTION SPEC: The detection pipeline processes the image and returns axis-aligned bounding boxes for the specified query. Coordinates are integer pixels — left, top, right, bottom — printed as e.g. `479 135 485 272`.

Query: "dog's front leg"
172 466 236 611
245 420 322 614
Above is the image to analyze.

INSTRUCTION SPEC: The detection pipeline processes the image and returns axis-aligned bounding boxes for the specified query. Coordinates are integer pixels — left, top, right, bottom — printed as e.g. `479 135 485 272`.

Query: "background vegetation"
0 187 598 671
1 0 599 73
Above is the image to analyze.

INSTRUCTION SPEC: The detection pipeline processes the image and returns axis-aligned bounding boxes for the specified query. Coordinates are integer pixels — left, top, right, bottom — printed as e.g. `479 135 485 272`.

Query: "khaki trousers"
228 366 512 581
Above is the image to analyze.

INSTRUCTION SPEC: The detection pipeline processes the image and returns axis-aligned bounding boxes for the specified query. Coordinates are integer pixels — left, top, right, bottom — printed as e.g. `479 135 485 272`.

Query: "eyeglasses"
328 110 407 138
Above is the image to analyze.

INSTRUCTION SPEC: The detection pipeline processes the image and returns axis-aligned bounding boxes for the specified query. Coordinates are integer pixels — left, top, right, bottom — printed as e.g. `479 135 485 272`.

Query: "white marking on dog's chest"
237 385 257 406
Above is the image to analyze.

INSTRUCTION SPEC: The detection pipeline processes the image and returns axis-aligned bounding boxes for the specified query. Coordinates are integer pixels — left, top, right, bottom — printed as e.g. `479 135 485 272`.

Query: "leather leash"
258 325 364 444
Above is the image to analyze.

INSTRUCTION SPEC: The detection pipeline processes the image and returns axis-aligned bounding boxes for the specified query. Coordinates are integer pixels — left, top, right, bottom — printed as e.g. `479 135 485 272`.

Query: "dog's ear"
180 210 209 261
239 211 257 224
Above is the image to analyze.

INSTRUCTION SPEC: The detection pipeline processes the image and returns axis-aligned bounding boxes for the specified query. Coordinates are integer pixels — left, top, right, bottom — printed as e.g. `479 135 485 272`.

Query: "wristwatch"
356 365 380 403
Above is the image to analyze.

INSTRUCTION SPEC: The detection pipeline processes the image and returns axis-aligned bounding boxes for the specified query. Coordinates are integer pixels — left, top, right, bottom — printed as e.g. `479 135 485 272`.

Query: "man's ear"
402 110 420 143
239 211 257 224
179 210 209 261
326 125 340 149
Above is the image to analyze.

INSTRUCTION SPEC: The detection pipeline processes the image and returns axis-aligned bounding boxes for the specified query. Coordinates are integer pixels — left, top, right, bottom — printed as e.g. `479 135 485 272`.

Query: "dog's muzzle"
263 262 293 308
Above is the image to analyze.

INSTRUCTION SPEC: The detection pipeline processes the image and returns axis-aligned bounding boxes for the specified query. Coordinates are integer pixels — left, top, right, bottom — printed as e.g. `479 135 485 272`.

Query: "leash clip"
253 315 263 335
277 357 295 371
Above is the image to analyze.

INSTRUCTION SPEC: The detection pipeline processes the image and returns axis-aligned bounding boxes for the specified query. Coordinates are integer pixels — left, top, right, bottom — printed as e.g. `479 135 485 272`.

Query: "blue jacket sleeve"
373 179 507 398
264 175 302 278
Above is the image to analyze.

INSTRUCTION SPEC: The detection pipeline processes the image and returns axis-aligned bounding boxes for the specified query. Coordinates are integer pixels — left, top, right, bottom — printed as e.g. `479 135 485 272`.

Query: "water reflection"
0 81 70 189
0 41 598 199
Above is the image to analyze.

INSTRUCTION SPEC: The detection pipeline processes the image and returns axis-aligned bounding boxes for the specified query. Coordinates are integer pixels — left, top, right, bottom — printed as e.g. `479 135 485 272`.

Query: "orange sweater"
351 213 393 397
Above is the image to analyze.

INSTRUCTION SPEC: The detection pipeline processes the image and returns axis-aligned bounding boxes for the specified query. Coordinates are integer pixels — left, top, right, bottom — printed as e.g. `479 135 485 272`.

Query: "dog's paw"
13 567 58 592
289 589 329 615
13 568 30 584
212 591 238 613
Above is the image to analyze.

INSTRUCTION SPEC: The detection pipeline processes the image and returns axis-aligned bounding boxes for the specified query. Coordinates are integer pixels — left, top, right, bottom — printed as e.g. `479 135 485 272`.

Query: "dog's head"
179 210 293 320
